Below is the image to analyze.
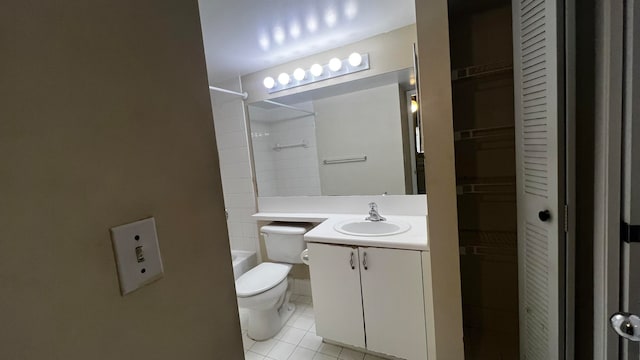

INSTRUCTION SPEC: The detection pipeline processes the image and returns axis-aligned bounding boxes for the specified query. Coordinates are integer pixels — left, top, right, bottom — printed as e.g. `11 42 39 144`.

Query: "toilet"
235 222 311 341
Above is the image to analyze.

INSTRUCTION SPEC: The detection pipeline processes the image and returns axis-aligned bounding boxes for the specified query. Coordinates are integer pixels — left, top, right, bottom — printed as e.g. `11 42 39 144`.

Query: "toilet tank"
260 222 313 264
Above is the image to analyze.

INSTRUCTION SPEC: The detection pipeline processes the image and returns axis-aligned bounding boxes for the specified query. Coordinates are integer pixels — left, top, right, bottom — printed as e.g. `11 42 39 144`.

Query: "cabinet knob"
350 252 355 270
363 252 368 270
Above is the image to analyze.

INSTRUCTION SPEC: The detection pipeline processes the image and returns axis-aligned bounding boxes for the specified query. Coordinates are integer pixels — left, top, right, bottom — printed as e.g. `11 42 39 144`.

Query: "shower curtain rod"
250 113 315 123
208 86 316 116
208 86 249 100
262 100 316 116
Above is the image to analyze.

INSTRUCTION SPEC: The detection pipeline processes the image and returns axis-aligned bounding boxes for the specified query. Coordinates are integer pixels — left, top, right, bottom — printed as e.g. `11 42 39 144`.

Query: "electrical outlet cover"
110 217 164 295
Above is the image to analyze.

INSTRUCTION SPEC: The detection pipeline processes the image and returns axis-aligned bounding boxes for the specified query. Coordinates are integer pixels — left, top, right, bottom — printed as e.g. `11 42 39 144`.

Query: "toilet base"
247 292 296 341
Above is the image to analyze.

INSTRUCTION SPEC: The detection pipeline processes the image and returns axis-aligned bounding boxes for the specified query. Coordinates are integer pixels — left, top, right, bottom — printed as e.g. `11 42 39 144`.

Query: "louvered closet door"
513 0 566 359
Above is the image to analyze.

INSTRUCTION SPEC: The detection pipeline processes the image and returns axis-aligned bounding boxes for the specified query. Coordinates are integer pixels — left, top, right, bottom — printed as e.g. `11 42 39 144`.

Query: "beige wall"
0 1 243 359
415 0 465 359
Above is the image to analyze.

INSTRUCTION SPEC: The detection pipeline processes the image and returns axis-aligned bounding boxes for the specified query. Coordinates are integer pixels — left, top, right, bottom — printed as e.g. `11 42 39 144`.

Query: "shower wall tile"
211 77 259 255
251 121 278 197
217 130 248 150
220 161 253 180
250 102 321 197
219 148 251 165
221 177 254 195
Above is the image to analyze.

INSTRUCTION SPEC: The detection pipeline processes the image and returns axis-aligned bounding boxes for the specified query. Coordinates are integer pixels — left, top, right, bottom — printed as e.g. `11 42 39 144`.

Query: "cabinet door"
359 247 427 360
308 243 365 348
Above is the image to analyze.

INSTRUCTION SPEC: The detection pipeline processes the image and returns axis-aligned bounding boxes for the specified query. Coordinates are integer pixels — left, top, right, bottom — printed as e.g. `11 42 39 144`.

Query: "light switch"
110 217 164 295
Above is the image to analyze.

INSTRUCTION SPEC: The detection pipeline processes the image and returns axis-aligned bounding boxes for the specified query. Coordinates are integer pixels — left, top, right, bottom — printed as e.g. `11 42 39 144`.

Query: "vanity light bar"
264 53 370 94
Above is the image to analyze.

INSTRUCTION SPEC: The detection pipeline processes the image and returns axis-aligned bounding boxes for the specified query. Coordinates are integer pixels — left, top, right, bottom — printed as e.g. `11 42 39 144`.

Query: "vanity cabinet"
307 243 366 348
308 242 428 360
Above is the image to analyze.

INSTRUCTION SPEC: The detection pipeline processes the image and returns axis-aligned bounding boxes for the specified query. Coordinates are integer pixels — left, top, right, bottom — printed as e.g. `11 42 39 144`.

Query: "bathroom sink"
334 219 411 237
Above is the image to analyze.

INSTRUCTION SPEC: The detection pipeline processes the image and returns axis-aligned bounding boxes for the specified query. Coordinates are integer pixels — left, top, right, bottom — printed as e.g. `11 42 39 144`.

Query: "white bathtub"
231 250 257 280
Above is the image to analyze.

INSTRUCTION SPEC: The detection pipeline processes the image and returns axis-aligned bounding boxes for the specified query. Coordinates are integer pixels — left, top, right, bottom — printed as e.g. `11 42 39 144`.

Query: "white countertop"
252 212 429 251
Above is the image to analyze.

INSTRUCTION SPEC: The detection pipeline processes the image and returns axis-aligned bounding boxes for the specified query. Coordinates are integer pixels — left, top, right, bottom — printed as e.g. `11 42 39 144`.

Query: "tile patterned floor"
240 295 386 360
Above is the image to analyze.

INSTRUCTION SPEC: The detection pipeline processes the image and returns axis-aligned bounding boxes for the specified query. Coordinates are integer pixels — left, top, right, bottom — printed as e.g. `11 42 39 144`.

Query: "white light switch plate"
110 217 164 295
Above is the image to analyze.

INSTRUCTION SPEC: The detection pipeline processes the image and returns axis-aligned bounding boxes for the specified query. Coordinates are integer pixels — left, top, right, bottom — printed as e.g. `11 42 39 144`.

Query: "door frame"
564 0 577 358
414 0 465 358
593 0 624 358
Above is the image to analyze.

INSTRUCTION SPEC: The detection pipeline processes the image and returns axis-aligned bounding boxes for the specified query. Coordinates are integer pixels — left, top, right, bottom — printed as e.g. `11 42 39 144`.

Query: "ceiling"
197 0 416 84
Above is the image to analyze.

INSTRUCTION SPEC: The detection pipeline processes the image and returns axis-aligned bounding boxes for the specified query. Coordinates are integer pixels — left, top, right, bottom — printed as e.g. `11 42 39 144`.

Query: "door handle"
350 252 355 270
538 210 551 222
362 251 368 270
611 312 640 341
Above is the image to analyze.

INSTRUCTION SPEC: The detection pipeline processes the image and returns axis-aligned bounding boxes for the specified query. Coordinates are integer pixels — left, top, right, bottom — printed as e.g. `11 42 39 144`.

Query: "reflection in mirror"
248 68 424 197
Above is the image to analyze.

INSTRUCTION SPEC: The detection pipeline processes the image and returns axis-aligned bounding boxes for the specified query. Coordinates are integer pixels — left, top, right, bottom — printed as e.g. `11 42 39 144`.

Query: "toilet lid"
236 262 292 298
260 223 312 235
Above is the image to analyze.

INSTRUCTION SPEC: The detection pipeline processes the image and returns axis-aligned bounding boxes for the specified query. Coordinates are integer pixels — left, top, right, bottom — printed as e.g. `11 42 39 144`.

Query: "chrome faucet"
365 202 386 222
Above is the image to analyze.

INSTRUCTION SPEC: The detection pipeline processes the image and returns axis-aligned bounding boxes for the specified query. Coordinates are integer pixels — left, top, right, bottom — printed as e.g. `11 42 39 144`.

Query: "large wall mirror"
246 64 424 197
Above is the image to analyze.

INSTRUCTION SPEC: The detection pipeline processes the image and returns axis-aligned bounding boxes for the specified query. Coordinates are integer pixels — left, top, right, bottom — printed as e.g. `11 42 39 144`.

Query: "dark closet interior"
448 0 519 358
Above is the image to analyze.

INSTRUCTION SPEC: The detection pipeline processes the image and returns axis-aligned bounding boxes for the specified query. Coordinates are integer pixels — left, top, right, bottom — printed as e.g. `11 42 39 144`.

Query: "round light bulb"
328 57 342 72
310 63 323 77
278 73 291 85
263 76 275 89
293 68 306 81
411 99 419 113
348 52 363 67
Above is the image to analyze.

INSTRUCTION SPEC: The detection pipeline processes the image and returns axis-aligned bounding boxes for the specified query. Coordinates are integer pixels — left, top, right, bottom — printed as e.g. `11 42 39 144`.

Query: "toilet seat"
236 262 292 298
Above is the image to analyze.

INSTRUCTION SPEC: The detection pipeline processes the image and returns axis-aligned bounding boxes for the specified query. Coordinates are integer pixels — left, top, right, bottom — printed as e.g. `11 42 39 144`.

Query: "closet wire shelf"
456 182 516 195
454 125 515 142
451 61 513 81
459 230 517 257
